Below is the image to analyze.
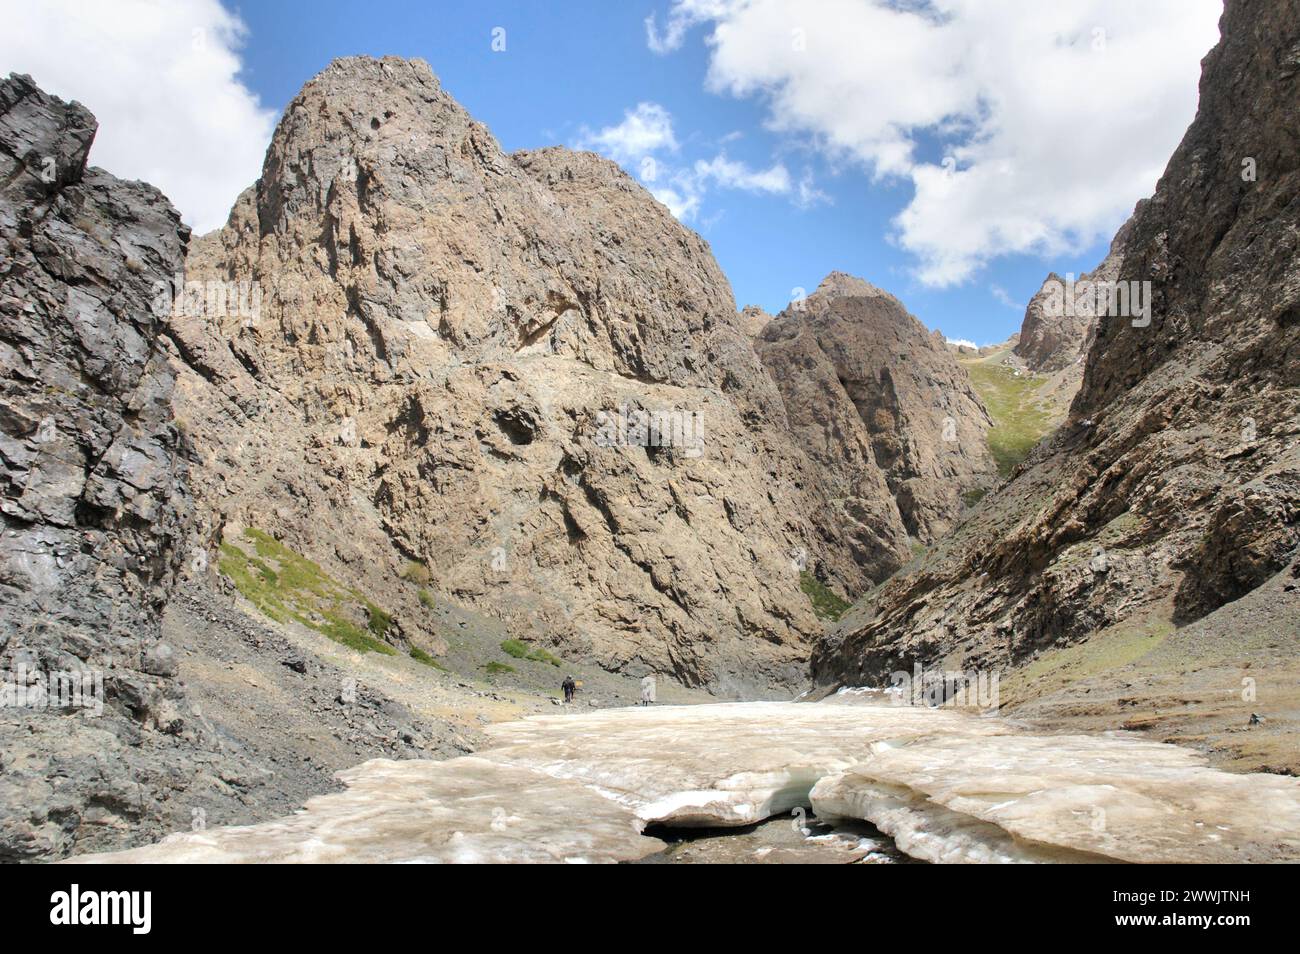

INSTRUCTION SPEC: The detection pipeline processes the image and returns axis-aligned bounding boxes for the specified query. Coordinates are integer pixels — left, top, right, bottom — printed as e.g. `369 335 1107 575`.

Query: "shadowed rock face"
756 273 996 551
174 57 868 694
813 0 1300 688
0 75 195 859
0 75 191 641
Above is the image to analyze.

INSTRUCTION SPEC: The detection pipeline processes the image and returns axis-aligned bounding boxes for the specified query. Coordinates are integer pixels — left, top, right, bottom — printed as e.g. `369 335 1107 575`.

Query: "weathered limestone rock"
174 57 865 694
738 304 773 338
756 273 996 548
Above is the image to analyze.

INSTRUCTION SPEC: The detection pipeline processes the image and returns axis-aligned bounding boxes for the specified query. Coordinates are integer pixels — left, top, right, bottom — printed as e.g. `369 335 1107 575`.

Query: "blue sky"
2 0 1223 345
226 0 1076 342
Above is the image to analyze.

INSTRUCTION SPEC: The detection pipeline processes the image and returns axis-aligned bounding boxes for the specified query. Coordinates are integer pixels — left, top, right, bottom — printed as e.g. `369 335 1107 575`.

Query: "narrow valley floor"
71 695 1300 864
132 579 717 845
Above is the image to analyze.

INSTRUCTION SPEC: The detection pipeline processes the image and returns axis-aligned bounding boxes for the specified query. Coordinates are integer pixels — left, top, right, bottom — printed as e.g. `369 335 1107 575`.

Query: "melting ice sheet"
72 699 1300 863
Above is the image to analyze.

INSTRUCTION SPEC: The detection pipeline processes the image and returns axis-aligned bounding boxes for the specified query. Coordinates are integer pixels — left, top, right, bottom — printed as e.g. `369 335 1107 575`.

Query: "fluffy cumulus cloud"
694 153 791 193
0 0 276 233
648 0 1222 285
574 102 679 166
575 101 816 222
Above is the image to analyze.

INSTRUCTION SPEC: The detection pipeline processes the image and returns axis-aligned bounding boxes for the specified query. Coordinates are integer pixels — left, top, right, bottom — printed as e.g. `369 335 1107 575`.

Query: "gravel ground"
155 577 720 837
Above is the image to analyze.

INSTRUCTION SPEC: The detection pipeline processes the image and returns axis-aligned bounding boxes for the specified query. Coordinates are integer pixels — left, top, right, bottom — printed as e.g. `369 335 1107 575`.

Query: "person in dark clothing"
562 675 576 704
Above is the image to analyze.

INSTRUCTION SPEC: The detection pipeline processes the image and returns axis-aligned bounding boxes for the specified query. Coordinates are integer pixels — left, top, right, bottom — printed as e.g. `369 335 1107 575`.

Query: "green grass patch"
318 612 396 655
501 639 563 667
799 570 852 622
363 601 392 638
482 661 516 676
418 589 436 609
962 487 988 508
400 561 431 584
1000 614 1175 707
409 646 447 671
218 528 397 656
962 359 1053 478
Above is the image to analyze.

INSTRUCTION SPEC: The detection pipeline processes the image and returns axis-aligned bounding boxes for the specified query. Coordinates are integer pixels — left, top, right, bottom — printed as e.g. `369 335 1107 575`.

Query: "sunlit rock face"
814 0 1300 689
755 273 996 549
72 700 1300 864
1014 213 1137 376
173 56 868 693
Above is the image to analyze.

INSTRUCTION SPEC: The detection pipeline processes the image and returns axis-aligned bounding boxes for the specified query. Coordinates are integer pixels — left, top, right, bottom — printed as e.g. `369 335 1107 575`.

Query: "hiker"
562 675 576 704
640 674 656 706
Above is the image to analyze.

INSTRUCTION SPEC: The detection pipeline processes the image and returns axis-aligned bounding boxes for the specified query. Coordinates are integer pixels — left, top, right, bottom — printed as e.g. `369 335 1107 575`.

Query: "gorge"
0 0 1297 865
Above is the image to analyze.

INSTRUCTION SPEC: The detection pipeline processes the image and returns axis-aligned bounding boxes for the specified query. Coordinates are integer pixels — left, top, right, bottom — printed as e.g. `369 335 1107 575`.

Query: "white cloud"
0 0 275 235
653 152 806 220
574 102 817 222
795 169 830 209
645 1 735 54
651 0 1222 285
694 154 791 193
650 185 701 220
574 102 678 165
989 284 1021 310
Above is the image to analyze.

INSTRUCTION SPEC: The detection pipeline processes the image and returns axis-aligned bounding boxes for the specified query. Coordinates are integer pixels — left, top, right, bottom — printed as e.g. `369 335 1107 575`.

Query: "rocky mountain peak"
174 55 872 694
1014 208 1140 377
755 270 996 547
807 270 897 308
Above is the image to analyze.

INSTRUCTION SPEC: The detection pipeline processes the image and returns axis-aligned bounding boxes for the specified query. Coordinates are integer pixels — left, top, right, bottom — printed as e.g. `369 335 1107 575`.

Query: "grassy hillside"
218 528 398 655
960 344 1058 477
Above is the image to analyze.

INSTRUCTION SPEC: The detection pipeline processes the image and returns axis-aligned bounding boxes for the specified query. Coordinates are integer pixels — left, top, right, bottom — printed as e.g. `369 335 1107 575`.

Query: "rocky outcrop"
1015 214 1137 375
0 75 196 859
738 304 773 338
813 0 1300 688
756 273 996 550
174 57 864 694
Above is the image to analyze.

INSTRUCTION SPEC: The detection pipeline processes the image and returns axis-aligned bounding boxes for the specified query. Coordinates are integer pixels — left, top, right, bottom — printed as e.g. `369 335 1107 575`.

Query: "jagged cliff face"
738 304 774 338
0 75 197 858
176 57 863 693
757 273 996 552
0 76 191 644
1015 212 1138 383
814 0 1300 687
